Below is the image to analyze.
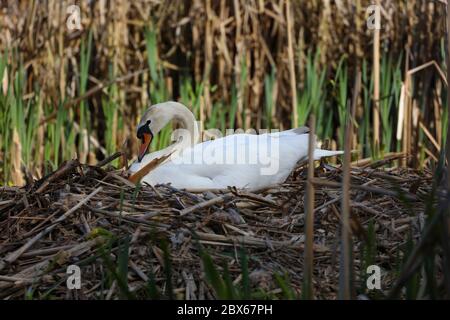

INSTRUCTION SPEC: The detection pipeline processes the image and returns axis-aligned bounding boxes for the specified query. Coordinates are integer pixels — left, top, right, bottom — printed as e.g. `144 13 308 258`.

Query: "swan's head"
136 101 187 162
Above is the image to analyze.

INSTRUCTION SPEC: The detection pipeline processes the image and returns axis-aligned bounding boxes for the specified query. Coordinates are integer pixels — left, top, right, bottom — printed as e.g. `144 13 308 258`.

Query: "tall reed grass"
0 0 447 183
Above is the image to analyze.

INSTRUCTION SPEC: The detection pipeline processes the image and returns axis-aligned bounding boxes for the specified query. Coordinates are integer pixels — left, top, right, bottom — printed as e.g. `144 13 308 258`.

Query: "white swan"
129 101 342 190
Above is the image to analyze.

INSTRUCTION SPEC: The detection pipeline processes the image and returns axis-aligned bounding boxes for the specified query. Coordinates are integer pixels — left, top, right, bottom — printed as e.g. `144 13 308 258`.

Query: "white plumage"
129 101 342 190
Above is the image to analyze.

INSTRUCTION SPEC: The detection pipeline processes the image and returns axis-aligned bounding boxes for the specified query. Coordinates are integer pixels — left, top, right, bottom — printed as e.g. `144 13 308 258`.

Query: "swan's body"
130 101 342 190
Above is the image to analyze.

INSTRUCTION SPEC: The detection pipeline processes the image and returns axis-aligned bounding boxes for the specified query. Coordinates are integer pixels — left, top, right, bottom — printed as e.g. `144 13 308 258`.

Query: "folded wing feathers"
313 149 344 160
289 126 343 160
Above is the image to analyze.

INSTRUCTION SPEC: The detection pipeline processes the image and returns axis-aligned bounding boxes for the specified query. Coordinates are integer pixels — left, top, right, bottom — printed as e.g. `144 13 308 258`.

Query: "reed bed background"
0 0 448 185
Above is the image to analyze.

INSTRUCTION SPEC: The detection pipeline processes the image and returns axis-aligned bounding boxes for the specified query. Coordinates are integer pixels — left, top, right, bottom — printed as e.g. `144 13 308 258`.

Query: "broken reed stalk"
339 70 361 300
303 114 315 299
373 0 381 153
398 50 409 168
35 159 80 194
397 60 447 167
128 153 172 185
405 54 412 168
179 194 229 216
10 128 24 186
286 0 298 127
96 151 123 167
446 2 450 190
444 2 450 298
311 178 417 201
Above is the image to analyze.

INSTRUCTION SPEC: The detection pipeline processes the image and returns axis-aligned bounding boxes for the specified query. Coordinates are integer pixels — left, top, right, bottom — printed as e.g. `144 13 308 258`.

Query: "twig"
303 114 316 299
180 195 229 216
128 153 172 185
88 206 167 228
339 70 360 300
311 178 418 201
446 2 450 188
233 190 278 207
194 231 329 251
373 0 381 151
35 160 80 194
96 151 123 167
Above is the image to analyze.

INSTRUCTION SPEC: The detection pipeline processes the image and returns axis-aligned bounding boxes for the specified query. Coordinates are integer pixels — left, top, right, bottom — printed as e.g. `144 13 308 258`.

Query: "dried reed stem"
339 70 361 300
303 114 315 299
372 0 381 152
286 0 298 127
446 2 450 189
10 129 24 186
128 153 172 185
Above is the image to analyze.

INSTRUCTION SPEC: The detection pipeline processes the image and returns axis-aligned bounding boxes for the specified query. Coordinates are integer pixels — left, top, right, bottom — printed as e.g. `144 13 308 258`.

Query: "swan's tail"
313 149 344 160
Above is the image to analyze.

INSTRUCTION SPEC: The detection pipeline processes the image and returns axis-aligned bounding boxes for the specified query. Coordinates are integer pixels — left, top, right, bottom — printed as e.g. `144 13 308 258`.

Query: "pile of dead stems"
0 156 434 299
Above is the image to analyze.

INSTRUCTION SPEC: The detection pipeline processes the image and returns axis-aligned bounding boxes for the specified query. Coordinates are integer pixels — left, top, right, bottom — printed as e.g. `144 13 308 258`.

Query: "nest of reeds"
0 156 431 299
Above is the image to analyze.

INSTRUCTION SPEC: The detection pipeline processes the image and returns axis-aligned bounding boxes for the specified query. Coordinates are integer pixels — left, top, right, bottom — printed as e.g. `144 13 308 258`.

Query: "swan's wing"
129 138 217 173
271 126 310 136
168 133 307 188
139 130 342 190
313 149 344 159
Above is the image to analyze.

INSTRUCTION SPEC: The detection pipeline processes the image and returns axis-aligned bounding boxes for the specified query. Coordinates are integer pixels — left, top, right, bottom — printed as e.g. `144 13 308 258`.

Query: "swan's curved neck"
162 102 200 157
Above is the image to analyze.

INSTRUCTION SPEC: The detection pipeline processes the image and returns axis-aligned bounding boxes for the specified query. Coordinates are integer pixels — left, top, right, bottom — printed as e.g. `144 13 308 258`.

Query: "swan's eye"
137 128 143 140
137 121 152 140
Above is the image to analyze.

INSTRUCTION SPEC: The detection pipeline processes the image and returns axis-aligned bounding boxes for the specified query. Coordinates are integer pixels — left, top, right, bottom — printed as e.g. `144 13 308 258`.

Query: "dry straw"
0 156 431 299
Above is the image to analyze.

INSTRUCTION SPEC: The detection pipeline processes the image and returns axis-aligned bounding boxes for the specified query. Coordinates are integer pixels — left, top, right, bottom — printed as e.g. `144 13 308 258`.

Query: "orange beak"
138 133 152 162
